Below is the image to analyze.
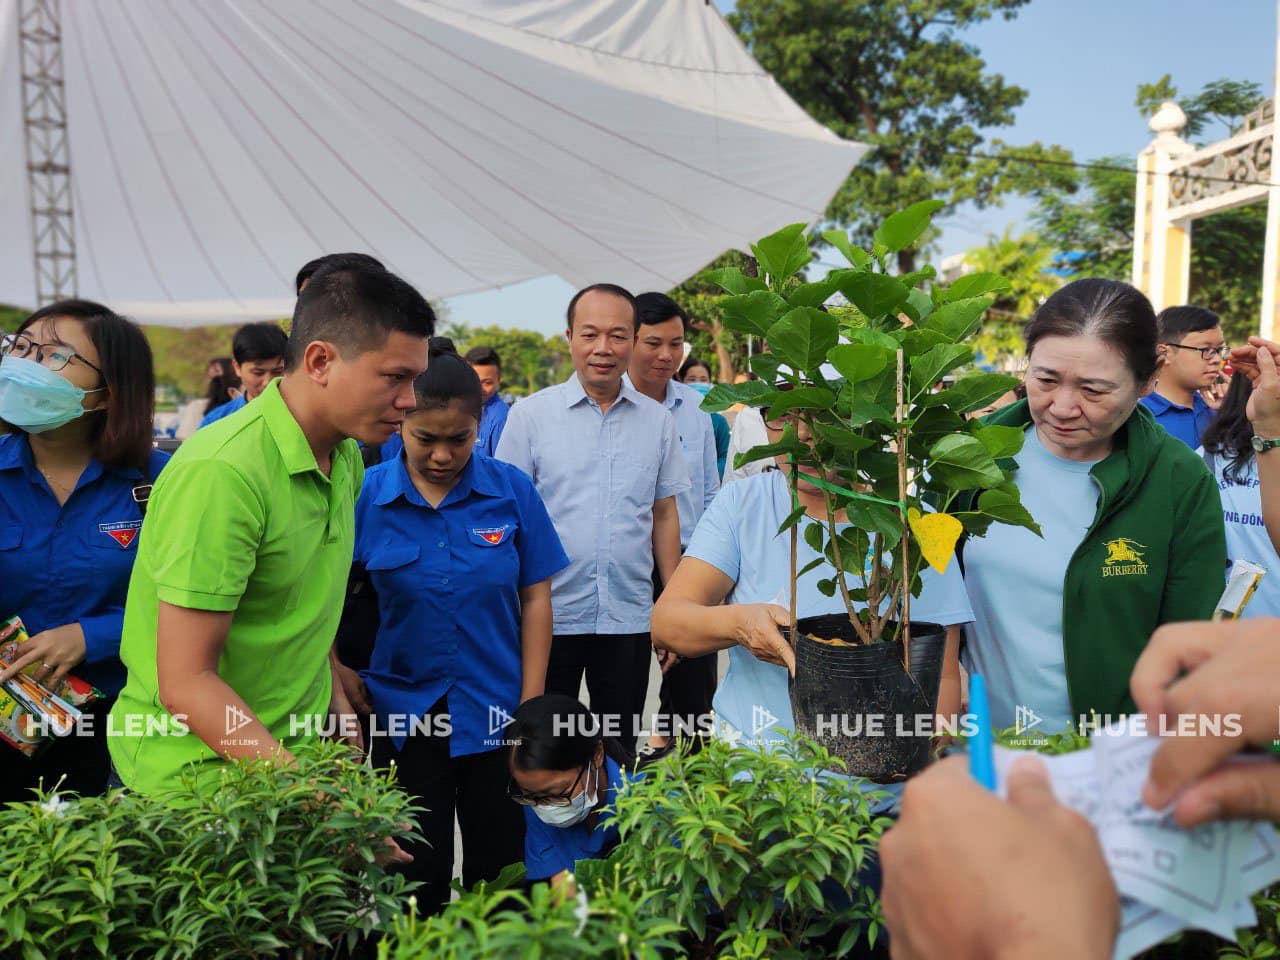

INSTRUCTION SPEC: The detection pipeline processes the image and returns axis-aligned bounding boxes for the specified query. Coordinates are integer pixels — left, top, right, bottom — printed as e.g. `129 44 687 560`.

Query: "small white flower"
573 883 590 936
39 794 69 818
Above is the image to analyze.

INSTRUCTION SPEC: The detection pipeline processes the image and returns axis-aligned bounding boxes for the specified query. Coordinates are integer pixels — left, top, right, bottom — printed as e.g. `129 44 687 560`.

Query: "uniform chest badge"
473 525 510 545
99 519 143 549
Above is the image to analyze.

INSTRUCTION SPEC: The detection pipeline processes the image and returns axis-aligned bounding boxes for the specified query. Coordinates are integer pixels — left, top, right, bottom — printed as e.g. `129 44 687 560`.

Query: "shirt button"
437 540 446 548
441 577 449 585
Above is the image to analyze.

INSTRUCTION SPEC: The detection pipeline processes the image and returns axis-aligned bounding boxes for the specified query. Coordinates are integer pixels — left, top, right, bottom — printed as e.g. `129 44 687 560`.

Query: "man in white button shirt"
496 284 689 750
627 292 719 758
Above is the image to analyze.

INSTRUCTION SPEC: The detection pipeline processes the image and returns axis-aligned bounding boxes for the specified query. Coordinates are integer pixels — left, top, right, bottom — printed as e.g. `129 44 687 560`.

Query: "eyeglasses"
1 332 102 375
507 762 590 807
1164 342 1229 362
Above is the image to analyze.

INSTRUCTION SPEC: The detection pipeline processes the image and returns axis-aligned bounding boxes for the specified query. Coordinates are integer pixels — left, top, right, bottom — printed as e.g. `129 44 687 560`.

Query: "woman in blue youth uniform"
508 694 637 884
0 300 168 801
352 338 569 913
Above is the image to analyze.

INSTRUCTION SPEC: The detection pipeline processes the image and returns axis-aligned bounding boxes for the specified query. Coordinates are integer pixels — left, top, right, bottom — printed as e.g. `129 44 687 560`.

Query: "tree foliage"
961 229 1060 370
438 322 572 398
727 0 1075 271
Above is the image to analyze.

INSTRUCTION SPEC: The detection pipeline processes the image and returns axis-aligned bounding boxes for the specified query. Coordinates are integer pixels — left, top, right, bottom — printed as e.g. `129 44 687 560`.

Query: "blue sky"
446 0 1278 335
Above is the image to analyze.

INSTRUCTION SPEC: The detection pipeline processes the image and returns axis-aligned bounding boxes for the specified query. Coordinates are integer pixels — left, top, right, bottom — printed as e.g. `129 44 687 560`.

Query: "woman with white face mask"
0 300 168 800
507 694 637 883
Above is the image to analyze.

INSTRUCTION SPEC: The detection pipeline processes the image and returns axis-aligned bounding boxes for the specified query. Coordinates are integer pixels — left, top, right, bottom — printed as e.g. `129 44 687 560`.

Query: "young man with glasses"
1140 305 1226 448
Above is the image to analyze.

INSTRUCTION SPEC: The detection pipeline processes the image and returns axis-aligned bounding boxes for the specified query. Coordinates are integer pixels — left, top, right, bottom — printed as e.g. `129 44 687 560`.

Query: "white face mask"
532 761 601 828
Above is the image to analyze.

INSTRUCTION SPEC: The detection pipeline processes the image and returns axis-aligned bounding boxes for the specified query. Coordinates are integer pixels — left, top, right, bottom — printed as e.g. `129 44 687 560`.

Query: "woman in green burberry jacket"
959 278 1226 734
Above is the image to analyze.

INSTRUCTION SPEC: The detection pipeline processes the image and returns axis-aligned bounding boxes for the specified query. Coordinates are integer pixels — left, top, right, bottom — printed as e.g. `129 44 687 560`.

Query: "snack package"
0 616 103 757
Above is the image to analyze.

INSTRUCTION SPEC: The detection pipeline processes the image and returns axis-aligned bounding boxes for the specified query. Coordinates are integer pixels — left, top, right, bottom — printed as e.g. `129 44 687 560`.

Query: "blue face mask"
686 381 713 396
0 357 103 434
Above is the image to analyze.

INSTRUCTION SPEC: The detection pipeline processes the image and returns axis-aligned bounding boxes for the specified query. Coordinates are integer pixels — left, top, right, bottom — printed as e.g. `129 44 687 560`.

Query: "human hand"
654 643 681 675
881 755 1118 960
328 680 366 758
0 622 87 688
732 604 795 675
1131 619 1280 826
334 660 371 715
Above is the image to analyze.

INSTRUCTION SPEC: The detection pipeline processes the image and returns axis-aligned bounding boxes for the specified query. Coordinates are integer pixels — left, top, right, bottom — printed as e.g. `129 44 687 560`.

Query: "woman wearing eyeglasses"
0 300 168 801
508 694 637 885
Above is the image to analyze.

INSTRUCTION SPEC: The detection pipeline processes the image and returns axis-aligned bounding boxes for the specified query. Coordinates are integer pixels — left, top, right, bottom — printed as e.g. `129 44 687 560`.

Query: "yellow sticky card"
907 508 962 575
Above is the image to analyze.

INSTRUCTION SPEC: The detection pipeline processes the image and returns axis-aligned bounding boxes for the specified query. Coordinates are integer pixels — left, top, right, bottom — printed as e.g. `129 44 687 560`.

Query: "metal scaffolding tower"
19 0 75 306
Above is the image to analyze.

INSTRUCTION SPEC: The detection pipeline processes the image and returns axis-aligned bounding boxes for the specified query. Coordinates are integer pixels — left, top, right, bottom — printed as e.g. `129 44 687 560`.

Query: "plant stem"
869 531 882 638
821 483 873 645
789 455 798 643
896 349 911 668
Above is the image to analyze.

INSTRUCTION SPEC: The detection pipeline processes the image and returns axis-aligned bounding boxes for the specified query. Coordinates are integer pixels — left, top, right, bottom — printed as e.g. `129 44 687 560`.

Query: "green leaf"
751 223 811 285
734 424 801 469
776 503 808 535
975 488 1042 536
909 343 972 396
923 295 995 342
700 379 769 412
928 373 1022 415
905 288 935 323
927 434 1004 489
750 351 784 385
947 271 1011 302
767 307 839 375
847 501 903 549
789 277 839 309
898 327 951 358
721 289 787 338
908 406 967 446
836 273 910 321
828 343 891 383
704 266 767 295
873 199 945 253
846 325 902 352
763 386 836 418
812 422 876 452
845 395 895 427
803 521 825 553
816 578 837 597
973 424 1025 459
822 230 871 268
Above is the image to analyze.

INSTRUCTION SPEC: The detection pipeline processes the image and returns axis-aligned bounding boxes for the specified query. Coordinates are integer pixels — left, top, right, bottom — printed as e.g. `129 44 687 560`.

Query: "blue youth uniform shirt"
0 434 169 696
476 392 510 460
523 756 630 880
353 452 569 755
1139 392 1215 449
198 394 247 429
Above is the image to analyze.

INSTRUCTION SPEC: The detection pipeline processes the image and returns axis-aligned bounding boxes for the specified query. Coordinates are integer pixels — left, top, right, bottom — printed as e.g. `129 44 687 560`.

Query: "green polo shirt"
108 379 362 797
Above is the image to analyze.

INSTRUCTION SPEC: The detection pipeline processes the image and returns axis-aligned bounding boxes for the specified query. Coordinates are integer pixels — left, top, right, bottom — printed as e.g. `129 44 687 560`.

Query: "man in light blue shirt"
496 283 689 749
627 292 720 757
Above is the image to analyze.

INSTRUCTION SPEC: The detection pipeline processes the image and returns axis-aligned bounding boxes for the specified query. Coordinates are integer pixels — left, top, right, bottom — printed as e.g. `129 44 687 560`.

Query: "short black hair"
1156 305 1221 344
465 345 501 371
286 266 436 370
15 300 155 472
232 322 288 365
566 283 638 331
294 252 386 295
509 695 602 773
635 291 689 333
410 337 483 420
677 355 711 382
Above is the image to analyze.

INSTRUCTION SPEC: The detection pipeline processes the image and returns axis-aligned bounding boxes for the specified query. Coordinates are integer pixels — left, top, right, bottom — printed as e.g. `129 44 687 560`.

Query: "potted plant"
701 201 1041 782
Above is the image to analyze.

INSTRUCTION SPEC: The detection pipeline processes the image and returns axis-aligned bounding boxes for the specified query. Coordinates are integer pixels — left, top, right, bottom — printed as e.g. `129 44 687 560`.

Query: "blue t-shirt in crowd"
961 426 1098 734
198 394 247 429
1202 448 1280 618
353 452 569 755
476 392 510 460
0 434 169 696
523 756 630 880
684 470 975 749
1139 392 1215 449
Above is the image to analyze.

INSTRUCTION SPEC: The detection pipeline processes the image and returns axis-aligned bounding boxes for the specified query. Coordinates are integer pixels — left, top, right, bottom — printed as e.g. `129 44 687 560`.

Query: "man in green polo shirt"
109 264 433 798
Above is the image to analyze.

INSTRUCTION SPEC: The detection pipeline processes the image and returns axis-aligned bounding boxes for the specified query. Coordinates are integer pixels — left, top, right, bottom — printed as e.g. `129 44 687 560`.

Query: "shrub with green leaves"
701 204 1040 644
0 741 417 960
607 734 891 958
376 862 683 959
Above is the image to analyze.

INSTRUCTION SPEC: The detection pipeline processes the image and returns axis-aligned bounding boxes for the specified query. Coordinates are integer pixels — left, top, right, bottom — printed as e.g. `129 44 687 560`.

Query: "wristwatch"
1251 435 1280 454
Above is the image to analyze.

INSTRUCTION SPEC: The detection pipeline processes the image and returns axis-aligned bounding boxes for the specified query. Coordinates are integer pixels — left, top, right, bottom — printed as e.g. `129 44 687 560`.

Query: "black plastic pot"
788 616 946 783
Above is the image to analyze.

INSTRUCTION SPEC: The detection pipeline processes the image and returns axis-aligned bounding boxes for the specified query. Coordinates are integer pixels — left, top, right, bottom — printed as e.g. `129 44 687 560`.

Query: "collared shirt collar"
259 379 329 477
374 451 503 508
619 372 676 409
1145 390 1210 415
0 433 140 484
563 372 637 410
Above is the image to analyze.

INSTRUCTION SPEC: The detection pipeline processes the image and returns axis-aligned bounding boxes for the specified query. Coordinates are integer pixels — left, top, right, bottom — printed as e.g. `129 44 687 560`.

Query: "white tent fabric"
0 0 868 326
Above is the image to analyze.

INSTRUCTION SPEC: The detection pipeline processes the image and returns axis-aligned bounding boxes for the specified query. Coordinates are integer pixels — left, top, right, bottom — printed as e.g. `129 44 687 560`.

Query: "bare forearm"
520 587 553 702
162 670 287 764
1259 451 1280 554
651 593 743 658
936 626 962 726
652 504 682 586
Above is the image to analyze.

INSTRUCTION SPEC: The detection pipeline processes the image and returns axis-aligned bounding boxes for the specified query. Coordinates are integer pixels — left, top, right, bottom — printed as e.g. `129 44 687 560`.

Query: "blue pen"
968 674 997 791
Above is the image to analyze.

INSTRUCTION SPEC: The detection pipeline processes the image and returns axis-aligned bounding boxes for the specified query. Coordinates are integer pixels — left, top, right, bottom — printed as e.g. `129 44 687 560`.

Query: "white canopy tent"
0 0 867 326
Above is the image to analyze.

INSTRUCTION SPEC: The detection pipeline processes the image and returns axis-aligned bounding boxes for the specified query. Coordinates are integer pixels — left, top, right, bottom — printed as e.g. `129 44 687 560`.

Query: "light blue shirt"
1202 449 1280 619
624 375 719 546
961 426 1098 734
496 373 690 634
684 470 975 750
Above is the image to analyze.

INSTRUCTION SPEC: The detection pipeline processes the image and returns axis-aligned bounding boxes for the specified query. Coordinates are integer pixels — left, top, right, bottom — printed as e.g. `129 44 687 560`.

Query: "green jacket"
963 400 1226 721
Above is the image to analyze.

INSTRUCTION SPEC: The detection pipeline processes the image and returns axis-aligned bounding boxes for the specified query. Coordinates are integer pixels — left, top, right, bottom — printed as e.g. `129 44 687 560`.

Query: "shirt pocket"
365 542 422 575
614 448 660 511
466 524 515 548
0 526 21 552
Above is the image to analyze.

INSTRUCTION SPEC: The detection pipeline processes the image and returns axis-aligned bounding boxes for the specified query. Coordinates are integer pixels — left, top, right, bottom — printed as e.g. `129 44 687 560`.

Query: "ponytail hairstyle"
410 336 483 420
